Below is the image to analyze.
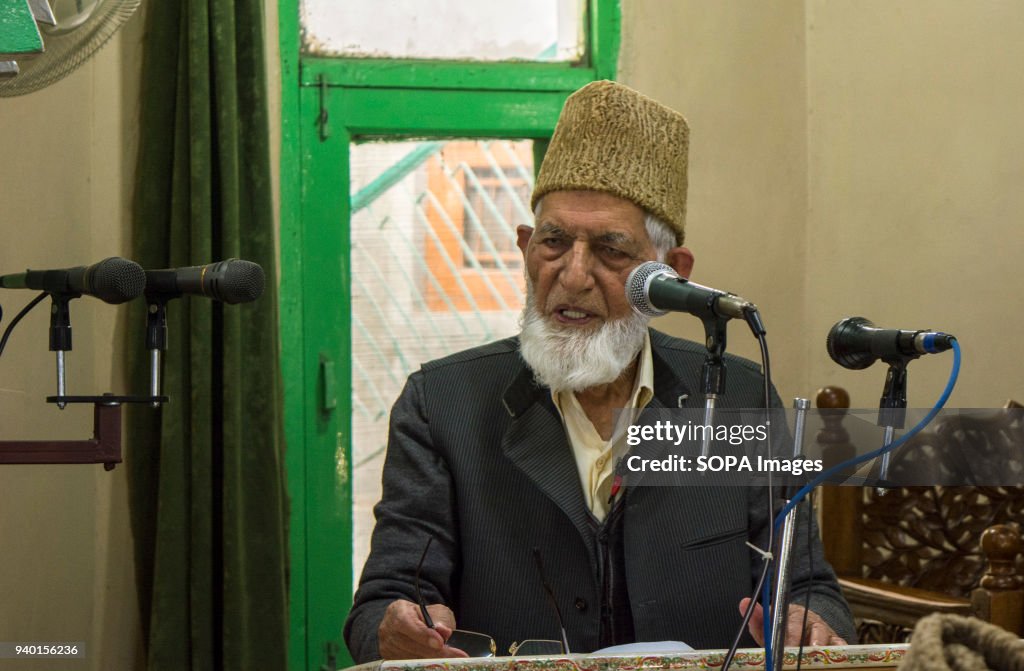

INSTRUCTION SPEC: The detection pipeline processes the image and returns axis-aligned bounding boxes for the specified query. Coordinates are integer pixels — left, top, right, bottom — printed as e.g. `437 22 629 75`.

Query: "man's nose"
558 242 596 293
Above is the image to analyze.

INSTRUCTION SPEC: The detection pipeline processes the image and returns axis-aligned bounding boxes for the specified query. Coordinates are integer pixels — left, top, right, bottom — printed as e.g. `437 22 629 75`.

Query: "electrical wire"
722 309 774 671
0 292 49 358
795 488 814 671
765 339 961 670
699 318 958 670
774 339 961 531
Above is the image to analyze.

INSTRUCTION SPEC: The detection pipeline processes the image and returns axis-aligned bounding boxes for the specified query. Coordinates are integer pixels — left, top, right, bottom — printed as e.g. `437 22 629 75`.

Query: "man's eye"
602 246 628 258
543 237 568 248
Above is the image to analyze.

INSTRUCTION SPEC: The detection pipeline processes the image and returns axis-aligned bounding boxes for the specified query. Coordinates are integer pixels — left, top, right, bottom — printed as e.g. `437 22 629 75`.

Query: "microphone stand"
876 360 908 485
699 315 729 459
145 295 170 407
769 397 811 671
48 293 76 410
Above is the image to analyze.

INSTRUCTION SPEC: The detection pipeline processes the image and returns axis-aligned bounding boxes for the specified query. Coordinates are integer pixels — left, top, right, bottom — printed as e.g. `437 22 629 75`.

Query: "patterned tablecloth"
347 644 908 671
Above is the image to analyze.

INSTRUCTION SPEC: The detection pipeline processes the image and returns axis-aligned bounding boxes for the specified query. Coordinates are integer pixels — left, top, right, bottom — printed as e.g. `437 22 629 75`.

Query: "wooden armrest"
839 577 973 628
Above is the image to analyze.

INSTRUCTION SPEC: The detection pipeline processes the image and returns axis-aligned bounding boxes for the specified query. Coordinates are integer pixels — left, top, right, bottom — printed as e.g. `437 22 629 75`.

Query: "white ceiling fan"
0 0 140 97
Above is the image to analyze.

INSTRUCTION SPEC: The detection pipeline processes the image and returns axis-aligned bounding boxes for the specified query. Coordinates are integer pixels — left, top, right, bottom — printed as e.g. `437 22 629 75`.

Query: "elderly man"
344 81 854 662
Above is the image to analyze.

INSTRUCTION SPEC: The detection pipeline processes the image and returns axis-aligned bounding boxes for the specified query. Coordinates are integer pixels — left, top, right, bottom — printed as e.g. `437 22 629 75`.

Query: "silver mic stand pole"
699 316 728 459
876 360 908 486
770 397 811 671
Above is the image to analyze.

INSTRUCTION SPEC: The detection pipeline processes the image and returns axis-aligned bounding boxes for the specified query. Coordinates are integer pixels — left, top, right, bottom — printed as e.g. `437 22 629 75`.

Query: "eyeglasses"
414 537 571 657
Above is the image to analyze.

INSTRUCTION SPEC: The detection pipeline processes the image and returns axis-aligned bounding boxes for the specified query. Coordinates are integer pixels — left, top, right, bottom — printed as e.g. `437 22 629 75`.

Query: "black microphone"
144 259 264 304
0 257 145 304
826 316 956 369
626 261 756 320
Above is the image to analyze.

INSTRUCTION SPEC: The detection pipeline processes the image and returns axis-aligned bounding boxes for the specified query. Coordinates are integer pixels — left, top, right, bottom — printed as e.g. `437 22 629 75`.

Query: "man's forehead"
535 220 639 245
534 191 648 239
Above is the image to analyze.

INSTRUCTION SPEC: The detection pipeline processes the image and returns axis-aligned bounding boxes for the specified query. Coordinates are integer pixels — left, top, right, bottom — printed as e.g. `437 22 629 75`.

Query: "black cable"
723 315 775 671
0 292 48 358
756 325 777 662
795 489 814 671
723 550 772 671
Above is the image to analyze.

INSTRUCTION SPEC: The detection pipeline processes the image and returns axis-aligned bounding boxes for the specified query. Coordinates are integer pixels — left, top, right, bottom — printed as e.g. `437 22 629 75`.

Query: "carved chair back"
815 386 1024 641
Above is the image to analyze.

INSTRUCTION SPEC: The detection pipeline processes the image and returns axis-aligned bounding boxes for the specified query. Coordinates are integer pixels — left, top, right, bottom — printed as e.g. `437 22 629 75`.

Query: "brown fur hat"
531 80 690 244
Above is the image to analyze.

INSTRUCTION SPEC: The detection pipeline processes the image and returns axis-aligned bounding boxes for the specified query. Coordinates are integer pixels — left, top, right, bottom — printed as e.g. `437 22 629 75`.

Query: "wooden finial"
816 386 850 445
980 524 1023 592
816 385 850 409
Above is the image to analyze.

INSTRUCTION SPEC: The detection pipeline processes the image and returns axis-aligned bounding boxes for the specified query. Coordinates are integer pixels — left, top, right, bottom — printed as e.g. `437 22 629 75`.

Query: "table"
346 644 908 671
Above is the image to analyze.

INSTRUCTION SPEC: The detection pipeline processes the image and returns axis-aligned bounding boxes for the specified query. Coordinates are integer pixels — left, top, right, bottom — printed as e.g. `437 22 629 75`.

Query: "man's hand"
738 598 847 647
378 599 470 660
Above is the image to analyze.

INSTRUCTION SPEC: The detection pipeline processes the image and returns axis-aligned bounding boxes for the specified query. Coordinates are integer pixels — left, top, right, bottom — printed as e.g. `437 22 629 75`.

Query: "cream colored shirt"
552 333 655 521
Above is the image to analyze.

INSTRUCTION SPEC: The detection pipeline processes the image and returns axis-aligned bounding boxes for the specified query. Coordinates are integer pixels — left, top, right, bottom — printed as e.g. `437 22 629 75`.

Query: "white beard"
519 282 650 393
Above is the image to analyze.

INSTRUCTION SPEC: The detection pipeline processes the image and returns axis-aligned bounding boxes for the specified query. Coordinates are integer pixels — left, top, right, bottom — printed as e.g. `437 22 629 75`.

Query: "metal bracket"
0 398 123 469
0 394 165 469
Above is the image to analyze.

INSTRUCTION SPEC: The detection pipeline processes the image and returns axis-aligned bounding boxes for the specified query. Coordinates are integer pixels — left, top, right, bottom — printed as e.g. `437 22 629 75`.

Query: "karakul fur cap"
531 80 690 244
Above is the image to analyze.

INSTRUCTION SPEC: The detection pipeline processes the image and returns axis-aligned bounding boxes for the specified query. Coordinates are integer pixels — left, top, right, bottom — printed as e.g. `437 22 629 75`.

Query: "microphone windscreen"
88 257 146 304
626 261 675 317
826 317 877 370
215 259 265 304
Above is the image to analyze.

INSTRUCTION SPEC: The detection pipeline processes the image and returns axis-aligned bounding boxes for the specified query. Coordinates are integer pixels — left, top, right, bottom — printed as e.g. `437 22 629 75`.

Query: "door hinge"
320 353 337 413
318 74 330 142
320 641 339 671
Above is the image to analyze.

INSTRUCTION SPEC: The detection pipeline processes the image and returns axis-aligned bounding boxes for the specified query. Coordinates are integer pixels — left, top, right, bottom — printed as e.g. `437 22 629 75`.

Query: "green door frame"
278 4 620 670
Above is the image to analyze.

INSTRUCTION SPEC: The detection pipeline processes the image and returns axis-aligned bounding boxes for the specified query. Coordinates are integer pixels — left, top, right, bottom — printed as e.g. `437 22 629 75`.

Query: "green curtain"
127 1 288 669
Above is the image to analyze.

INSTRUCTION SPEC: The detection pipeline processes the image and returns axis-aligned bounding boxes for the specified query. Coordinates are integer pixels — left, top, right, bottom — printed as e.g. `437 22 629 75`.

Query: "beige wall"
0 13 146 671
804 0 1024 408
622 0 1023 409
0 4 284 668
621 0 809 402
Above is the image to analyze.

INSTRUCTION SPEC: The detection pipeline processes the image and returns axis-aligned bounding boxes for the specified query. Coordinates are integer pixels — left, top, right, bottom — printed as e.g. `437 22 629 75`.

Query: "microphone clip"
700 314 729 397
878 361 909 431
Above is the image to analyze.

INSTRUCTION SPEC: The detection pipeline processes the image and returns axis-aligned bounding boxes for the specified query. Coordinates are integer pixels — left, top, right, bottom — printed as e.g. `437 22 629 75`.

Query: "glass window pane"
350 139 533 583
301 0 584 62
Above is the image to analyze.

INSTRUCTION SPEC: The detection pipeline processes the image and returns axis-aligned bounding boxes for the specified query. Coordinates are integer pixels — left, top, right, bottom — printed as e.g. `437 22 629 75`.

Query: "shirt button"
575 597 588 612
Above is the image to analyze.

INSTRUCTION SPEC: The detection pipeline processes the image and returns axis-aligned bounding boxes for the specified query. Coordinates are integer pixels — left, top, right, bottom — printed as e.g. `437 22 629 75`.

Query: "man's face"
517 190 657 333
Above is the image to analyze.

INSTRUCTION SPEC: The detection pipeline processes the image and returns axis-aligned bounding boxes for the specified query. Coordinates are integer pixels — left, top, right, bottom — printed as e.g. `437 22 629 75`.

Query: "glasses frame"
414 536 570 658
508 639 566 656
415 537 497 657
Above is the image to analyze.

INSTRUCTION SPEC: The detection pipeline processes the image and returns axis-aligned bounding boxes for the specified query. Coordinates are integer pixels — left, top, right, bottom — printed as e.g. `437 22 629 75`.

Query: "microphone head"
826 316 878 370
626 261 677 317
210 259 265 304
87 257 146 304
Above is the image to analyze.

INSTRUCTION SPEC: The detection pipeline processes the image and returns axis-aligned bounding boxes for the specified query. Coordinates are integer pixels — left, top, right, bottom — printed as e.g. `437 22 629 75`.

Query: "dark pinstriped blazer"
344 330 855 663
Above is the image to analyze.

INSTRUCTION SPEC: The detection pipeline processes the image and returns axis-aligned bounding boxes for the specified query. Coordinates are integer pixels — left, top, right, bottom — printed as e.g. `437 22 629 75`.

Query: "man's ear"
666 246 695 279
516 225 533 256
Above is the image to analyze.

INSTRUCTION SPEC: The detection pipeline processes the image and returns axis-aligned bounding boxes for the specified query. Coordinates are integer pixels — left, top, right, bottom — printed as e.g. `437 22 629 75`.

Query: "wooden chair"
815 386 1024 643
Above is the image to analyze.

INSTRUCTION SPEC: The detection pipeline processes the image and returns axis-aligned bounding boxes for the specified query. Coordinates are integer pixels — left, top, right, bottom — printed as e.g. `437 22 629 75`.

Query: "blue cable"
762 339 961 671
775 339 960 529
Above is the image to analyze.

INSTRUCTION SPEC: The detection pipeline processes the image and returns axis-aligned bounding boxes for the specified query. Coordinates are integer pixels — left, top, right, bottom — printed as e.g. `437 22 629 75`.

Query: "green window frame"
278 4 621 669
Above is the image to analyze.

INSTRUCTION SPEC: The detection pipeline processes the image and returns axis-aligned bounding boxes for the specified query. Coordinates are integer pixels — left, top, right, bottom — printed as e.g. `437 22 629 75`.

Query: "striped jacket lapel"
501 361 594 549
